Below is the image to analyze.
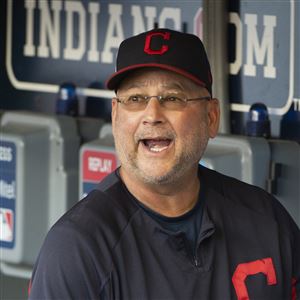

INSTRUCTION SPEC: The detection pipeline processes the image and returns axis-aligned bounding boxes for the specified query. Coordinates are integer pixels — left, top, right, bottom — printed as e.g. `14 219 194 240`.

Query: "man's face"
111 68 219 186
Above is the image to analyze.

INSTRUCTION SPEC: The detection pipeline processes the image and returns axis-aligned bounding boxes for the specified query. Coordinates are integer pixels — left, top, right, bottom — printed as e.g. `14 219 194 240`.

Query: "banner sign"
228 0 300 116
6 0 203 97
0 141 16 249
4 0 299 128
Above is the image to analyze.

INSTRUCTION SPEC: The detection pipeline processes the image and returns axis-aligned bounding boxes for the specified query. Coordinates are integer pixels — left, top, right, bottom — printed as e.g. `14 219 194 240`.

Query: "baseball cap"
106 28 212 95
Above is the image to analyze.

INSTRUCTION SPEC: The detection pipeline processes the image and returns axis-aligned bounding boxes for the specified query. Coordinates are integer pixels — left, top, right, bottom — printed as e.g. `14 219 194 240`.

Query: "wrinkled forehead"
117 68 209 95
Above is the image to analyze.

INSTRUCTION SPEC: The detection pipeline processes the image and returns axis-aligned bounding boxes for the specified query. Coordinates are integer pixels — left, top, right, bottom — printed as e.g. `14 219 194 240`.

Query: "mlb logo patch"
0 208 14 243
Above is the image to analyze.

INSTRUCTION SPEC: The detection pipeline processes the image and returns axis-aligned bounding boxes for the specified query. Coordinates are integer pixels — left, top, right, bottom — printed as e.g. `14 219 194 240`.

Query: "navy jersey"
29 166 300 299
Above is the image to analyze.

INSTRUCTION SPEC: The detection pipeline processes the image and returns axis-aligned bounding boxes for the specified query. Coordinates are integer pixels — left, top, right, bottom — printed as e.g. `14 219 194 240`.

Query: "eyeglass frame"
113 95 211 110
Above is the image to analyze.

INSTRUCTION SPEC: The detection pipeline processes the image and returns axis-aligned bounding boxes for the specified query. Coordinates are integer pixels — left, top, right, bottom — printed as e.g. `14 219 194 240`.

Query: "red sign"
0 208 14 243
82 150 117 182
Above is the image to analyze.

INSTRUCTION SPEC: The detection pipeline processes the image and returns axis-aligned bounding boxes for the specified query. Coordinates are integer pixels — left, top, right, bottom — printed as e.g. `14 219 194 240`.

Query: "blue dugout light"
246 103 271 138
56 82 79 117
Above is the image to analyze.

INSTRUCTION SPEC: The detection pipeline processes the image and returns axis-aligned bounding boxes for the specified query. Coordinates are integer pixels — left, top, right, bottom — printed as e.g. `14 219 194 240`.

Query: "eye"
127 95 144 103
164 96 182 102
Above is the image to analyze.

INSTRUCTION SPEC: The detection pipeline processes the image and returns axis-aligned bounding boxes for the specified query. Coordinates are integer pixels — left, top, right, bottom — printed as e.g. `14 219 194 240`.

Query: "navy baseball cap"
106 28 212 95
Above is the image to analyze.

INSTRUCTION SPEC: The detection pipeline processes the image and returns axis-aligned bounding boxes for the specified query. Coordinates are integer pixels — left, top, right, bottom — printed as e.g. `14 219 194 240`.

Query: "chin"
139 174 174 185
136 165 182 186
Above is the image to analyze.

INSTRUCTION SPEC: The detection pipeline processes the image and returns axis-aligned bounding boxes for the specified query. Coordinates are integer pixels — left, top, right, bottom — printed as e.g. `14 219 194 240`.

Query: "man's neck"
119 167 200 217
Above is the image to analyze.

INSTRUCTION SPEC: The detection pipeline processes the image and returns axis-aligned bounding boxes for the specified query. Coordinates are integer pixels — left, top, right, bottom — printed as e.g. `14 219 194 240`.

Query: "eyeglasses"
113 95 211 111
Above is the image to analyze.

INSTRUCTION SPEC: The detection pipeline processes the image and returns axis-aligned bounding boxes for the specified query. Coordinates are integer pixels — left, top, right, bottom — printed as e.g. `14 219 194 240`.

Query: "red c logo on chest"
232 257 277 300
144 32 170 55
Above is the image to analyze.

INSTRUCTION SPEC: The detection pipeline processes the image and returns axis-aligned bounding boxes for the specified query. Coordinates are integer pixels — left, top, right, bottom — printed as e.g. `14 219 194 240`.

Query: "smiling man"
111 68 218 217
29 28 300 300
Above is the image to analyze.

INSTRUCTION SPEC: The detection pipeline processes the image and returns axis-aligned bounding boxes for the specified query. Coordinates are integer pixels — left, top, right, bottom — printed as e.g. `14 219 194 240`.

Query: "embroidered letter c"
144 32 170 55
232 258 277 300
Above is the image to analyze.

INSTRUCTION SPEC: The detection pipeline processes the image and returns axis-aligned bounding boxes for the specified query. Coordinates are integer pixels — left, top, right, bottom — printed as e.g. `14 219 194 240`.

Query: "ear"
111 98 118 122
111 98 117 132
207 98 220 138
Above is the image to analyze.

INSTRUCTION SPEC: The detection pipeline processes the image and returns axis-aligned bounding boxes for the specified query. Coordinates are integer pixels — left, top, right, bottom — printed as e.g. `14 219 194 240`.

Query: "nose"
142 97 166 126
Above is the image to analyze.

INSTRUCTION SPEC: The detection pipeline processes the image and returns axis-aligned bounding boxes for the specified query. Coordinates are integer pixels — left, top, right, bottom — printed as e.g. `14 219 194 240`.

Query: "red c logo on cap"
144 32 170 55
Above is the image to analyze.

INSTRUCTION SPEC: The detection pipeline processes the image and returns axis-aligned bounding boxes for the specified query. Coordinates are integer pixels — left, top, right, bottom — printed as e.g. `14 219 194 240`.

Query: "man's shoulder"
201 165 278 215
50 170 139 247
30 170 140 291
201 165 298 232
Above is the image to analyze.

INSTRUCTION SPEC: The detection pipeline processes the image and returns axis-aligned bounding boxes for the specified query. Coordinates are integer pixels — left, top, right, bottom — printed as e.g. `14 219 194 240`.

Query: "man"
29 28 300 299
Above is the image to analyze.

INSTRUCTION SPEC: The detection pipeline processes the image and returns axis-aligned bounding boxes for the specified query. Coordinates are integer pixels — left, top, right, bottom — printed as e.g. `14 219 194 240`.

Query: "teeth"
149 145 169 152
141 138 171 153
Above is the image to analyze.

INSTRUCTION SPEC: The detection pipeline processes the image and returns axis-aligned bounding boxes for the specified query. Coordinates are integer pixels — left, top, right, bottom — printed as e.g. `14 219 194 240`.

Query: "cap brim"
106 63 206 91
